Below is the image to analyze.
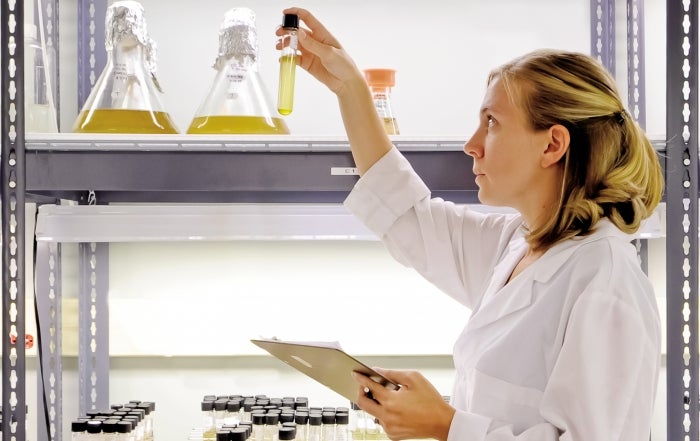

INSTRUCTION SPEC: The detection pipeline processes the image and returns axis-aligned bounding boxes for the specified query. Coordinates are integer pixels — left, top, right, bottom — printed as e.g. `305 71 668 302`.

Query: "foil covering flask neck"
187 7 289 135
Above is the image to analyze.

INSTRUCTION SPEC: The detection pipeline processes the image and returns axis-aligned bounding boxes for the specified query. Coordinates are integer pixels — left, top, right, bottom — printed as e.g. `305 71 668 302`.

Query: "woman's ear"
541 124 570 168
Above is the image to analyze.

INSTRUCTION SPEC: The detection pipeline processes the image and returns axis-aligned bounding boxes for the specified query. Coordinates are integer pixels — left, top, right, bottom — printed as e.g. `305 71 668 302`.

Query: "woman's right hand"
276 7 365 96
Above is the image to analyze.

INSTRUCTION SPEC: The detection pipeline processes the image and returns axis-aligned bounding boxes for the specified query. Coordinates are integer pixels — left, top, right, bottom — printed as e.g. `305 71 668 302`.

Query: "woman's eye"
486 116 495 127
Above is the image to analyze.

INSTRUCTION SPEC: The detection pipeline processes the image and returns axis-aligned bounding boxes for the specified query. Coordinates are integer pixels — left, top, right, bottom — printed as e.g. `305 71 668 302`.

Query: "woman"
278 7 664 441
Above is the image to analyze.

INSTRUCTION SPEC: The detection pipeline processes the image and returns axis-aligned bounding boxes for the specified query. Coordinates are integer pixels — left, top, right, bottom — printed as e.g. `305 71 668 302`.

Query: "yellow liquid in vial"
187 115 290 135
277 54 297 115
202 428 217 441
73 109 179 134
382 117 399 135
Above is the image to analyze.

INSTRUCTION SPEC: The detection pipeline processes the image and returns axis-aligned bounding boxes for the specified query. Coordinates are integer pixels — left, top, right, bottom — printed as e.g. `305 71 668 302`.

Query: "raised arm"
276 7 393 174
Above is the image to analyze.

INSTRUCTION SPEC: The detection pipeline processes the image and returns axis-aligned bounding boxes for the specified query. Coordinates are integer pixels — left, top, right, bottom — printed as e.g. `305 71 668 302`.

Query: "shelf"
25 134 477 204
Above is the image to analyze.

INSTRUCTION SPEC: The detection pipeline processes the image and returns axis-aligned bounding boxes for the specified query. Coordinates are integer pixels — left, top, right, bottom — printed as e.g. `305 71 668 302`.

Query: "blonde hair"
489 49 664 250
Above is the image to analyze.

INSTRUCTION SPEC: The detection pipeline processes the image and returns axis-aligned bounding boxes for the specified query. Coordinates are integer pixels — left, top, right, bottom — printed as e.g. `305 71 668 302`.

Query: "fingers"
353 372 396 405
281 7 341 48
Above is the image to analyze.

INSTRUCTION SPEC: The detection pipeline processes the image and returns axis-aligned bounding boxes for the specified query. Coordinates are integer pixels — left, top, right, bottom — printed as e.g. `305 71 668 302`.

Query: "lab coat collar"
530 219 631 284
467 219 631 331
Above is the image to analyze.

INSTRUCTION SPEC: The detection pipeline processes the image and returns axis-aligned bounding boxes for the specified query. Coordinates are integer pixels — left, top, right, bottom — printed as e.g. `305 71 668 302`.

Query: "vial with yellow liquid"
187 8 289 135
72 1 178 134
363 68 400 135
277 14 299 116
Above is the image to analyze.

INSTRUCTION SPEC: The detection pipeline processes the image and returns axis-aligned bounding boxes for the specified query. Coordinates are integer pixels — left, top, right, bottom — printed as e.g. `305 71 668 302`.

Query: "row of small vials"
190 394 391 441
70 400 156 441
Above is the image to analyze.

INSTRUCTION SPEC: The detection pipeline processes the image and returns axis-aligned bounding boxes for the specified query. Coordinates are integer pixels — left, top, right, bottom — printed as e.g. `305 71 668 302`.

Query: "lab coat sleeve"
344 147 520 308
446 287 659 441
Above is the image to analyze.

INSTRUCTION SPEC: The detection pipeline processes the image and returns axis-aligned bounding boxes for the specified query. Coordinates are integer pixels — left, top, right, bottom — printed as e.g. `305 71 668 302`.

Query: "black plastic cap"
282 13 299 29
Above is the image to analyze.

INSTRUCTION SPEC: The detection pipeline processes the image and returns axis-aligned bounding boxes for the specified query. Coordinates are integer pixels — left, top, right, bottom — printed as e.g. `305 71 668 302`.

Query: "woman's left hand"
353 368 456 441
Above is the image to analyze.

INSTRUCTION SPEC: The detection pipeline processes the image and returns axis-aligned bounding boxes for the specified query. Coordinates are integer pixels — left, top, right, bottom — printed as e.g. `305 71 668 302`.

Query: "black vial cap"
282 13 299 29
230 427 248 441
335 413 349 425
71 421 87 432
279 427 296 441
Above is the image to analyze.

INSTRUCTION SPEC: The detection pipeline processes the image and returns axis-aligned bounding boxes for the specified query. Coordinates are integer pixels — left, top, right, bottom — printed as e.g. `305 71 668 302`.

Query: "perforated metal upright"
1 1 28 441
590 0 616 75
666 1 699 440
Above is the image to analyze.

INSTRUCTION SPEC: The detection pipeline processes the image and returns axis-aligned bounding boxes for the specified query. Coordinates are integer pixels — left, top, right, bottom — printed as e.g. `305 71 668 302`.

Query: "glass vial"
71 420 88 441
187 8 289 134
72 0 178 133
136 402 154 441
363 68 399 135
334 413 348 441
307 414 322 441
294 412 308 441
277 13 299 115
201 400 216 440
321 412 335 441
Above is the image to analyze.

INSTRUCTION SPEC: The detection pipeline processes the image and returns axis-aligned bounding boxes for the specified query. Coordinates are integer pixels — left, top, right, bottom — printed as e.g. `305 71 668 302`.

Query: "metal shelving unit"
2 1 693 441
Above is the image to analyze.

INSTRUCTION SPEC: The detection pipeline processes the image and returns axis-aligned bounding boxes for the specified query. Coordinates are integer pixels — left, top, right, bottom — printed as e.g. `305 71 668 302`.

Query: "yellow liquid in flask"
187 115 290 135
73 109 179 134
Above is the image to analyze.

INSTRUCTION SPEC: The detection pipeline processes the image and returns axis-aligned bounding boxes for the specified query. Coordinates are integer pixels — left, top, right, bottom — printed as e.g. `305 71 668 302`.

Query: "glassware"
277 13 299 116
24 0 58 133
73 0 178 134
363 68 399 135
187 8 289 134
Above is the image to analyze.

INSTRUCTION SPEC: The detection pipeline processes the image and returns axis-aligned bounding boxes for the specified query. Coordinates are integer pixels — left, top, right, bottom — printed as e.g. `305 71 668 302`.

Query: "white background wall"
13 0 671 440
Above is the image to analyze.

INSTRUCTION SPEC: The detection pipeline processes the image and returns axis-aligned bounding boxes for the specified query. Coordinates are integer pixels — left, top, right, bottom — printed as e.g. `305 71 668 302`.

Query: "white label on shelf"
330 167 359 176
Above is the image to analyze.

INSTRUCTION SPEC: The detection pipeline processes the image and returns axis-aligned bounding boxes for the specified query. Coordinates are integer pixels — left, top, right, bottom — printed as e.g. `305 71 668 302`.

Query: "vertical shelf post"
78 242 109 415
35 241 63 441
590 0 616 75
1 0 28 440
666 1 699 440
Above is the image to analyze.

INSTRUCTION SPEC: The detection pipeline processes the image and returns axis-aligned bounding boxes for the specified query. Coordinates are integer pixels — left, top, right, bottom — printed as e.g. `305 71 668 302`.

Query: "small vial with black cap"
277 13 299 115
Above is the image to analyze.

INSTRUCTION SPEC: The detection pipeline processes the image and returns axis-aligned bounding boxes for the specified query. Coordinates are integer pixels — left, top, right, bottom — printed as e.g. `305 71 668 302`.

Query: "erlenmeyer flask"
72 0 178 134
187 8 289 134
24 0 58 133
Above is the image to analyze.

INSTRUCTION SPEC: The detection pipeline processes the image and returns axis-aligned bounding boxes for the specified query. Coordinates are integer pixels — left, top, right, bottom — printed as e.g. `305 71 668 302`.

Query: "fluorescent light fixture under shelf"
34 202 665 243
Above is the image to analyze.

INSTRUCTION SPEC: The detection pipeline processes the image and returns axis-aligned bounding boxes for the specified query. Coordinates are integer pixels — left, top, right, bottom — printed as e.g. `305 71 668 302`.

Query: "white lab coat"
344 147 660 441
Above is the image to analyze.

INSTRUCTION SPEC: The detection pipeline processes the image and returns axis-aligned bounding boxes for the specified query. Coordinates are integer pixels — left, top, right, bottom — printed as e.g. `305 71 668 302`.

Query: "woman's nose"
464 131 483 158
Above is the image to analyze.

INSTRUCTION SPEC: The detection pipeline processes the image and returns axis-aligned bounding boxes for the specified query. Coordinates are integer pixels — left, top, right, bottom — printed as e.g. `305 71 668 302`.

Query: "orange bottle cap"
363 68 396 88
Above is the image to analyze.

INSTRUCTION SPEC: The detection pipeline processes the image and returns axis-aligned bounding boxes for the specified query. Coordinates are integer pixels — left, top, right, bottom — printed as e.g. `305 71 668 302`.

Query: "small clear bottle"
321 412 335 441
225 400 242 426
307 414 322 441
264 412 280 441
201 400 216 441
187 8 289 134
136 403 154 441
126 412 145 441
115 421 133 441
72 0 178 133
294 412 308 441
72 420 88 441
85 420 103 440
214 399 229 429
242 400 255 423
349 403 364 441
277 13 299 115
252 412 266 441
363 68 400 135
334 413 348 441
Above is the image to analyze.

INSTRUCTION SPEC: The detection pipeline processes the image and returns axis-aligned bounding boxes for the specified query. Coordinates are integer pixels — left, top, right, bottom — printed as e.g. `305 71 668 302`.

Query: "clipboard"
251 338 400 403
